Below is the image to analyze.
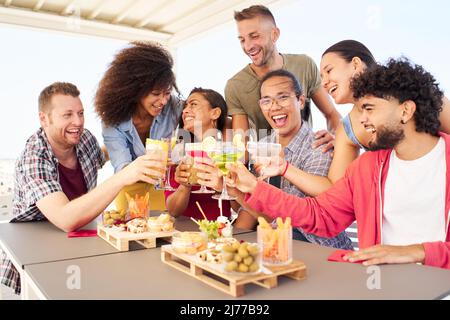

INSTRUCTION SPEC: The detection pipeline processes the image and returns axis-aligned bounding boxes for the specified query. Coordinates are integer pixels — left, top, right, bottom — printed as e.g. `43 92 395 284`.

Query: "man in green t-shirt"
225 5 341 143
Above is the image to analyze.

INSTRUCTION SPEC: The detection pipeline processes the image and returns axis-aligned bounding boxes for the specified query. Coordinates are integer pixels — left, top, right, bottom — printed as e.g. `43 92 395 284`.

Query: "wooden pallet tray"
161 245 306 297
97 225 176 251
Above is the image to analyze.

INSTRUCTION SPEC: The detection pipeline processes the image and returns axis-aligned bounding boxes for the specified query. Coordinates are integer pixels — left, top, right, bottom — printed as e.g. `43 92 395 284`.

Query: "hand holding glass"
185 142 215 194
247 142 283 179
145 138 169 188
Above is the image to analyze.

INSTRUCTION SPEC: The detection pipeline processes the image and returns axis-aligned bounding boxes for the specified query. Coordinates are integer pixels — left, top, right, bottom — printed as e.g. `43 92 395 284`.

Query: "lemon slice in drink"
232 134 245 150
146 138 169 152
201 136 217 152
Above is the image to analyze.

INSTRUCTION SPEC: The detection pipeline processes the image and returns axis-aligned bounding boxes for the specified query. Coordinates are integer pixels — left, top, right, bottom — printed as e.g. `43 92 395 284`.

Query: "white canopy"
0 0 290 47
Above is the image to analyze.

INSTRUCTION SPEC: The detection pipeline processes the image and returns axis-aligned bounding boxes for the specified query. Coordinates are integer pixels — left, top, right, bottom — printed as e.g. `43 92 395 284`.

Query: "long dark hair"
323 40 376 68
186 87 228 132
95 41 178 127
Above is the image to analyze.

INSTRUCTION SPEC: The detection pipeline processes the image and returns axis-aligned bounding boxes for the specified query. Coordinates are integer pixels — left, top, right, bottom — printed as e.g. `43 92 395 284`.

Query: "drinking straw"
195 201 208 220
218 198 223 217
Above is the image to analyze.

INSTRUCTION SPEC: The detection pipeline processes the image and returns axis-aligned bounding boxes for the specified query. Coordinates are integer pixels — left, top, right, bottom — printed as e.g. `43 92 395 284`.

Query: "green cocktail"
211 152 243 176
209 142 244 201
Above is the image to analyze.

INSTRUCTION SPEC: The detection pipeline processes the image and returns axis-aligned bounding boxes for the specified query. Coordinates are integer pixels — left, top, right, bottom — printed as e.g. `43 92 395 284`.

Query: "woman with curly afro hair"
95 41 183 211
258 40 450 200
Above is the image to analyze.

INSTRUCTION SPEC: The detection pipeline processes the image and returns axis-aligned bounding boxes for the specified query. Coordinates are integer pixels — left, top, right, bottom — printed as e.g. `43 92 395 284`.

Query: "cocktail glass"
209 142 244 200
145 138 169 189
247 141 282 178
185 142 215 194
158 136 179 191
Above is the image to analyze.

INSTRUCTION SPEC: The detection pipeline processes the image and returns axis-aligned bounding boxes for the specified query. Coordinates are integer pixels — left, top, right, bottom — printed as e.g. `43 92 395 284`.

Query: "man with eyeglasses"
241 69 352 249
225 5 341 145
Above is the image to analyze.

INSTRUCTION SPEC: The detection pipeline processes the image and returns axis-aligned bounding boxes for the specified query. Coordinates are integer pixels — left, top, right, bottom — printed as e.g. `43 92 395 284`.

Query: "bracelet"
281 161 289 177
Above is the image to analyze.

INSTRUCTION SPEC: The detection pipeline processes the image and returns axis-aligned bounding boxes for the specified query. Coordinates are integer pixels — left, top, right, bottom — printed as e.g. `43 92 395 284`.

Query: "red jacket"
245 133 450 269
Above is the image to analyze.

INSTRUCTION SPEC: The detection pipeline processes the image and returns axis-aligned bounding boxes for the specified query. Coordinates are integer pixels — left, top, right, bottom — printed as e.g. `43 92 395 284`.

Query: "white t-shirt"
382 137 446 245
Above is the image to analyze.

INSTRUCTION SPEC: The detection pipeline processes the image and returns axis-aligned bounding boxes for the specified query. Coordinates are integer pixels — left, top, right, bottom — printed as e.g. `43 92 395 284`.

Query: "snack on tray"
172 232 207 254
126 218 148 233
216 215 233 238
147 213 174 232
126 192 150 219
198 214 236 241
103 209 127 227
196 249 223 264
257 217 293 266
198 219 221 241
208 237 238 251
111 223 127 232
222 241 261 274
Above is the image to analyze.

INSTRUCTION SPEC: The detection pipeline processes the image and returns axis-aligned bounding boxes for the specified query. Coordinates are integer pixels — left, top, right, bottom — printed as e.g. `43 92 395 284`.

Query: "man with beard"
225 58 450 269
0 82 165 295
225 5 341 143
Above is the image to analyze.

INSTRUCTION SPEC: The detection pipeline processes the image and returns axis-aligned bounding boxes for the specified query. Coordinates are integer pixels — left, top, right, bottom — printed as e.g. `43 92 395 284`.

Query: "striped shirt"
1 127 105 294
262 121 353 250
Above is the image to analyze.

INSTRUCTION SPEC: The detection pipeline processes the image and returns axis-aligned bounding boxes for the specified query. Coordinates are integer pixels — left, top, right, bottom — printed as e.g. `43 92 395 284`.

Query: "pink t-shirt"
164 165 231 220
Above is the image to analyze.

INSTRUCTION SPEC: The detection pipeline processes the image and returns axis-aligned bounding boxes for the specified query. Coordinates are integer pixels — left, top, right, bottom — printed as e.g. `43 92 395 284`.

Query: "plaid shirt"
262 122 353 250
1 127 105 294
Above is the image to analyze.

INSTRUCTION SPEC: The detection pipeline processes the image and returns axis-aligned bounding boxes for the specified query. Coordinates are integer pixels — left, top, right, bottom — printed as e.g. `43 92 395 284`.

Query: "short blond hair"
38 82 80 113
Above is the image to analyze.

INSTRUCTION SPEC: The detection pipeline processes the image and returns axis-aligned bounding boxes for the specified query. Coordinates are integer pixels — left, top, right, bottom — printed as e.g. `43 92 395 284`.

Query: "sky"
1 0 449 163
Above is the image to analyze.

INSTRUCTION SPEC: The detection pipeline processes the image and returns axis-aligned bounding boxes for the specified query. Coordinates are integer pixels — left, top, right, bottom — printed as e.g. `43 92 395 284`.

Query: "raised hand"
174 159 192 187
195 157 223 192
312 130 335 154
225 162 258 194
255 151 287 180
119 153 165 186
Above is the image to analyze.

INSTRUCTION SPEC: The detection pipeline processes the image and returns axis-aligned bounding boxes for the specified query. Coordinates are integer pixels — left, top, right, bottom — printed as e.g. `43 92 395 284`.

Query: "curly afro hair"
95 41 178 127
351 57 443 136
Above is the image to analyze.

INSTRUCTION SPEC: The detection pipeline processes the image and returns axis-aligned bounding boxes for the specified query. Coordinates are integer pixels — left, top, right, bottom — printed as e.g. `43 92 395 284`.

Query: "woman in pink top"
164 88 232 220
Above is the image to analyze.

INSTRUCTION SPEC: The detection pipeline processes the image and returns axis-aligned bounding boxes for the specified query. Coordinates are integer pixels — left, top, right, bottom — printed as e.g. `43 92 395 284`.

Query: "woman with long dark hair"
165 87 232 220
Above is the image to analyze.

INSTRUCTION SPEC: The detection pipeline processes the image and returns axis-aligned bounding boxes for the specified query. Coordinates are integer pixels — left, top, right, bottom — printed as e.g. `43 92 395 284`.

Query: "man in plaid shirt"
0 82 166 295
249 69 352 250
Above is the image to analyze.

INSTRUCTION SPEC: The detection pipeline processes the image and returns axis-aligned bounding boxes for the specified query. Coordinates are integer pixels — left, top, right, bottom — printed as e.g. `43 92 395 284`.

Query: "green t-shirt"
225 53 322 134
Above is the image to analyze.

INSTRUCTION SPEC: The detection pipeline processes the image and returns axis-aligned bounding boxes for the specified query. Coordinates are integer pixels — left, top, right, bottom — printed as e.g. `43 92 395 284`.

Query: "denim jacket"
102 95 183 173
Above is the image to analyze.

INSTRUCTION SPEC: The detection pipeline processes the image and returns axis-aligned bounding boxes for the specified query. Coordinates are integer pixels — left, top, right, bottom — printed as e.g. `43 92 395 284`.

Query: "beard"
252 43 275 67
367 124 405 151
